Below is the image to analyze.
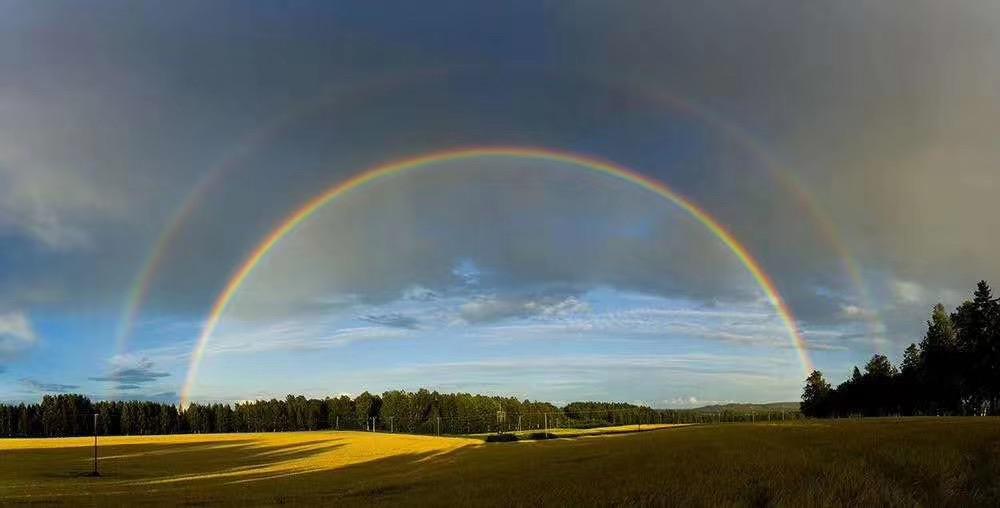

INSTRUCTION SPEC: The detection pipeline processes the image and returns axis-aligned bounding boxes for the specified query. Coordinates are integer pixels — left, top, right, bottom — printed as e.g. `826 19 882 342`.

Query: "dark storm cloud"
2 2 807 322
0 1 462 314
1 0 998 360
552 1 1000 310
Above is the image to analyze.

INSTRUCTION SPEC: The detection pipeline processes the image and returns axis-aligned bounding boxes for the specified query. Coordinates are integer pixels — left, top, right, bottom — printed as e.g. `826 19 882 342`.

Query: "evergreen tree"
953 281 999 414
921 303 960 414
801 370 831 417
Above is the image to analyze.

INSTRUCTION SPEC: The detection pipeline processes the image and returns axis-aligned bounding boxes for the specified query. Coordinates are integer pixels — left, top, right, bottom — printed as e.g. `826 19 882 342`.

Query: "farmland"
2 418 998 506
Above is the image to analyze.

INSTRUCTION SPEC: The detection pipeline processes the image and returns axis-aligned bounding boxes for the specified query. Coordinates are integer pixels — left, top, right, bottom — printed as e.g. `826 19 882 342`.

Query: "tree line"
802 280 1000 417
1 389 801 438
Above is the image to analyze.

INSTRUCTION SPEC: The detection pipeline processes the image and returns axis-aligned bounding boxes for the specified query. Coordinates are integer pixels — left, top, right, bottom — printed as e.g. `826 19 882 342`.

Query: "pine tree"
801 370 831 417
921 303 960 414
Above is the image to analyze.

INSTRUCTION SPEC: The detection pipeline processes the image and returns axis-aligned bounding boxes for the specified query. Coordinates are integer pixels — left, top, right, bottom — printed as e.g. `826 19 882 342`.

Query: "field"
2 418 999 506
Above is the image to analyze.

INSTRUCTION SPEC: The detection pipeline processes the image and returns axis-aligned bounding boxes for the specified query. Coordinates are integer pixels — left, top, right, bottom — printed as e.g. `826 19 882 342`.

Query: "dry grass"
2 418 998 506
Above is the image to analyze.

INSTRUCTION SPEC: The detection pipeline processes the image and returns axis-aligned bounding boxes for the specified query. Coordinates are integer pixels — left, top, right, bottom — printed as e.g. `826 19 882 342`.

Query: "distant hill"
689 402 800 413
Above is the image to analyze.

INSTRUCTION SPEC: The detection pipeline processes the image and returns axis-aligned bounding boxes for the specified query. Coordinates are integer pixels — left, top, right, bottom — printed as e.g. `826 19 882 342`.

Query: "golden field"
2 418 999 506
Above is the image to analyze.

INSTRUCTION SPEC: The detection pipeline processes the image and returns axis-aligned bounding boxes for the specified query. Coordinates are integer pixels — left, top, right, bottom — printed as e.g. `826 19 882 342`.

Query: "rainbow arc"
179 146 813 408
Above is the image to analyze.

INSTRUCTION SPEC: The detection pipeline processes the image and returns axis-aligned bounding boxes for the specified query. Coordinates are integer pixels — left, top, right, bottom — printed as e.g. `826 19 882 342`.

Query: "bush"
484 433 519 443
527 432 556 440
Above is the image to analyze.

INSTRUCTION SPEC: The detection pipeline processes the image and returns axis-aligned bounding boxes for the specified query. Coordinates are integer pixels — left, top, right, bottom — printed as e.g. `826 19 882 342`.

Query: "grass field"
2 418 999 506
470 423 687 440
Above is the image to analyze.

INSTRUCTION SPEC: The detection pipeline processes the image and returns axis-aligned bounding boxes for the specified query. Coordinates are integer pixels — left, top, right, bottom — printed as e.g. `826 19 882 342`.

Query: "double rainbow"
179 146 813 408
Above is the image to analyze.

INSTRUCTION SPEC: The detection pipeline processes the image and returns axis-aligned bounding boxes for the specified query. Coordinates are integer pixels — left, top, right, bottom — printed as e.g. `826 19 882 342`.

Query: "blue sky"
2 1 999 406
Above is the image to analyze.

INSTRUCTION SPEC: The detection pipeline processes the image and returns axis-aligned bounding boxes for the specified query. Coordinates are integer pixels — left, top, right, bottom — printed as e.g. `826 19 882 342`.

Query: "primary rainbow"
180 146 813 408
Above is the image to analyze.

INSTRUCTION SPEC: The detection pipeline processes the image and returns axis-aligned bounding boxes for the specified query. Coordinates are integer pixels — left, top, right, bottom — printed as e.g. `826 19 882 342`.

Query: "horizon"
1 388 800 411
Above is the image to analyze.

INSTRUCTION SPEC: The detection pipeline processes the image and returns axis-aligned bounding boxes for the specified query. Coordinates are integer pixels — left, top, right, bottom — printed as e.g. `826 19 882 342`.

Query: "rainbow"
117 71 881 381
179 146 814 408
110 69 449 392
612 77 887 351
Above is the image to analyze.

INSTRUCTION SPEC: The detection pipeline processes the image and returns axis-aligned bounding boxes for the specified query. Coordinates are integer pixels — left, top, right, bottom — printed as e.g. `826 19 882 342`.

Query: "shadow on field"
3 437 347 483
5 420 1000 506
219 420 1000 506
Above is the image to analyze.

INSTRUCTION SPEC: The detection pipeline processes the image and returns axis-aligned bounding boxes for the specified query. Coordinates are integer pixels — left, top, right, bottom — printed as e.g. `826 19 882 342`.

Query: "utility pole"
436 416 440 436
90 412 100 477
544 413 548 436
335 415 339 430
388 416 393 433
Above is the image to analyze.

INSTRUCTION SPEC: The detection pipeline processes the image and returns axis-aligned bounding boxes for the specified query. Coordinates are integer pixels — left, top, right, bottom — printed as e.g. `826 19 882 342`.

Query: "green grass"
2 418 999 506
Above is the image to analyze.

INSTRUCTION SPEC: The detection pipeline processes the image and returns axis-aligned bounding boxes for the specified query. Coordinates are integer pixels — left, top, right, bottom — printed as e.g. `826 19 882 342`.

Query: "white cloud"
0 311 37 358
459 295 590 323
401 285 437 302
666 396 699 406
892 279 927 304
528 296 590 317
840 304 877 320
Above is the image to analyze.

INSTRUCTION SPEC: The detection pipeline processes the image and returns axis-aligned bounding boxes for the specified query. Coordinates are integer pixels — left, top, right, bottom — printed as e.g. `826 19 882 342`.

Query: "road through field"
2 419 998 506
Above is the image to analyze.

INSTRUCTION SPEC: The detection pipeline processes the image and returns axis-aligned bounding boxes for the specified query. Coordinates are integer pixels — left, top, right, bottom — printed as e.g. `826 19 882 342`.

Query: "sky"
1 1 999 407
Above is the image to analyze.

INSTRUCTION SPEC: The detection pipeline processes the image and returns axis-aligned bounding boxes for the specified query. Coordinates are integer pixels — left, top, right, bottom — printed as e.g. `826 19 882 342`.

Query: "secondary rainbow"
111 68 449 376
614 77 886 352
180 146 813 408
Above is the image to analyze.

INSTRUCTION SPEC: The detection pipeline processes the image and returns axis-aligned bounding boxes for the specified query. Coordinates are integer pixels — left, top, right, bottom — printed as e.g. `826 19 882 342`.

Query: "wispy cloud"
330 353 804 405
402 285 438 302
89 357 170 384
359 313 420 329
204 319 409 357
459 295 589 323
469 303 848 352
451 259 482 286
20 378 79 393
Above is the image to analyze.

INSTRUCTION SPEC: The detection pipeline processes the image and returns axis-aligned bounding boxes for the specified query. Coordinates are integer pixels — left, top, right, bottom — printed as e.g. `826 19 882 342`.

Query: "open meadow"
2 418 998 506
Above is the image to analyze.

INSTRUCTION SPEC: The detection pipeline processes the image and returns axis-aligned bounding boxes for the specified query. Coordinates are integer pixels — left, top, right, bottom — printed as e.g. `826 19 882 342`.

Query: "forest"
1 390 776 438
802 280 1000 417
